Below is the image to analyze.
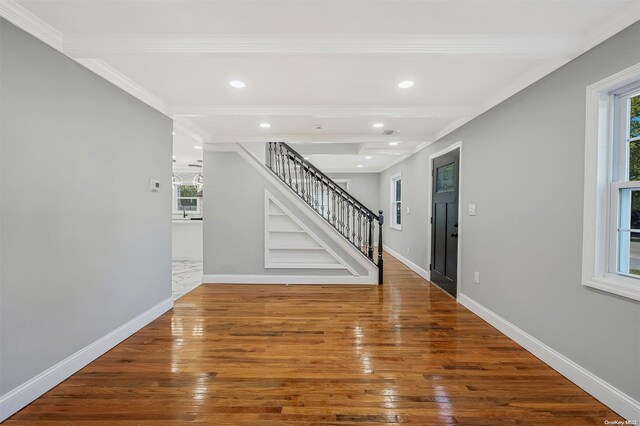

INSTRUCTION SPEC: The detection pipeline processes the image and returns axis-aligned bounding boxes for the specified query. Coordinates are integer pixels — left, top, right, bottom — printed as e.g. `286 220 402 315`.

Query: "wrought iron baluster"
279 145 285 181
357 213 362 253
368 213 374 260
353 205 358 245
286 154 293 187
331 188 337 226
320 182 325 218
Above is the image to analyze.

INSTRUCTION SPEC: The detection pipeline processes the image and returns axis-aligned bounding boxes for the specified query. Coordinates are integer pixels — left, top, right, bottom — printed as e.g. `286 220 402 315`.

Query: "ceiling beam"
206 135 434 144
63 33 581 57
172 105 477 118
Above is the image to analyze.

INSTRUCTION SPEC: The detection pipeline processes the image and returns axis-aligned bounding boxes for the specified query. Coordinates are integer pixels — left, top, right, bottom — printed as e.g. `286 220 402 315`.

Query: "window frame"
390 172 402 230
173 184 202 214
582 63 640 302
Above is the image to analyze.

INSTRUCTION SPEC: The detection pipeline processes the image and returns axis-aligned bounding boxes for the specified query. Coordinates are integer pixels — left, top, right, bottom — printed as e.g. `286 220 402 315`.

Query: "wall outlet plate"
474 271 480 284
468 204 476 216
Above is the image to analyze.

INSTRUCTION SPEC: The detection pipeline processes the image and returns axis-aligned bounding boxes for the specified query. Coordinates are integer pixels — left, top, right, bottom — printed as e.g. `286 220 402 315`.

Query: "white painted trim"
427 141 463 298
0 0 63 51
383 245 430 281
0 297 173 422
582 62 640 302
172 105 474 118
264 190 358 275
74 59 170 116
233 144 379 283
459 294 640 421
389 172 402 230
202 274 373 285
63 33 580 56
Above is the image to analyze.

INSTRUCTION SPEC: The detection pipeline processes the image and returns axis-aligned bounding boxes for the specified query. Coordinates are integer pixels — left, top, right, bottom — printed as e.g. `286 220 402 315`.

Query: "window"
583 63 640 302
611 88 640 278
174 185 201 213
390 172 402 230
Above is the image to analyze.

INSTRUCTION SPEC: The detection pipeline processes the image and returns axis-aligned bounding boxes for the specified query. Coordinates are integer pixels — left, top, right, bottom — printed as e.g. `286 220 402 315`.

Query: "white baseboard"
383 245 430 281
459 294 640 421
202 274 375 285
0 297 173 422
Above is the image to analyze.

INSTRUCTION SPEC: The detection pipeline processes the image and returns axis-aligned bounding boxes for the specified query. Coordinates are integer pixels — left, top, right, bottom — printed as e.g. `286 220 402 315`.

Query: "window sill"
583 274 640 302
390 224 402 231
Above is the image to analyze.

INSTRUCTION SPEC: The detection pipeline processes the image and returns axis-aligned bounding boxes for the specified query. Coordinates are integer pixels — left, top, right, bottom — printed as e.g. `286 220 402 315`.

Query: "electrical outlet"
406 206 411 214
474 271 480 284
468 204 476 216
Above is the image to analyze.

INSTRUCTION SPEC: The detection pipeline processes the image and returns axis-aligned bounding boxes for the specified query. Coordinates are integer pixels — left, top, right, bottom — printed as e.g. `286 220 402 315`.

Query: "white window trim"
390 172 402 230
173 185 202 215
582 62 640 302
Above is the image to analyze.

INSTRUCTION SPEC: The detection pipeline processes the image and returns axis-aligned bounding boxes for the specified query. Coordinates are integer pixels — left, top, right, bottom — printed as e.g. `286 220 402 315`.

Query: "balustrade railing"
267 142 383 284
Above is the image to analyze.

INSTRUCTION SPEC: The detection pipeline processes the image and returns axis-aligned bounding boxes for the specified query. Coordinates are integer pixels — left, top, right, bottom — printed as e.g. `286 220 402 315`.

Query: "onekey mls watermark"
604 420 638 425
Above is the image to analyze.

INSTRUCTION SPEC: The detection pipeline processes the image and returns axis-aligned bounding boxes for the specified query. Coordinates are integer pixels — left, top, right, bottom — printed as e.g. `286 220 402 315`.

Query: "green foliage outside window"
179 185 199 197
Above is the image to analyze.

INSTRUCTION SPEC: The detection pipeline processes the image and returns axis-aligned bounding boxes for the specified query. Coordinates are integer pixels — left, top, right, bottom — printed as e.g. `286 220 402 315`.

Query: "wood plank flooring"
6 253 621 425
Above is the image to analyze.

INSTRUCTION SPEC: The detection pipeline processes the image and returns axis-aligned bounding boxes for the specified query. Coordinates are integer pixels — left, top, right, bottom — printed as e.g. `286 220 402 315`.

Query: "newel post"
377 210 384 285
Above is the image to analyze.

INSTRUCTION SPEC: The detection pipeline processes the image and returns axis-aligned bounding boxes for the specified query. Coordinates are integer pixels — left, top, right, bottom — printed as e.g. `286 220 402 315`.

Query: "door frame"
427 141 463 300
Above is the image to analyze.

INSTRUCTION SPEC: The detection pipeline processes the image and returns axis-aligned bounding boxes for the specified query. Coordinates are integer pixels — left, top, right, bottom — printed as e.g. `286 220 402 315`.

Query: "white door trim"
427 141 463 299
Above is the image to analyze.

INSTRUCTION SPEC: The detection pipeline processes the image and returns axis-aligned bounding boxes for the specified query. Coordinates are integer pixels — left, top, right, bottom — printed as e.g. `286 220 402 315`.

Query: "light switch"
468 204 476 216
406 206 411 214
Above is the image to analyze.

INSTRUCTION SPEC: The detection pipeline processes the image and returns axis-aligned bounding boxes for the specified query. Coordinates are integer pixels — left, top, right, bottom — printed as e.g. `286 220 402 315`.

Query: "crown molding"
582 1 640 50
172 105 477 118
173 119 211 143
63 33 580 57
0 0 63 50
74 58 170 115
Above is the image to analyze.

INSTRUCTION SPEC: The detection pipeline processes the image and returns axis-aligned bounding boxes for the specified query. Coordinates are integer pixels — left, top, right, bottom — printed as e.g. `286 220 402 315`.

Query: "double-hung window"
390 172 402 230
583 63 640 302
174 184 201 214
611 87 640 278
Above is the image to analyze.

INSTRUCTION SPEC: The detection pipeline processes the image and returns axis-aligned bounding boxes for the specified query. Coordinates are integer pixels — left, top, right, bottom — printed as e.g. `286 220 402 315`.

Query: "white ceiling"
5 0 640 172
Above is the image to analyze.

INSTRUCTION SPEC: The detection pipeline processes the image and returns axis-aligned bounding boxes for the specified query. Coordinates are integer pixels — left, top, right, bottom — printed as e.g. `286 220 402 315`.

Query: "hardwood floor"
7 254 621 425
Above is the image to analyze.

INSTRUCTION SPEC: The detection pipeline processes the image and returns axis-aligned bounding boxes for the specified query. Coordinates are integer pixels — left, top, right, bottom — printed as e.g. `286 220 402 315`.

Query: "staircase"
266 142 384 284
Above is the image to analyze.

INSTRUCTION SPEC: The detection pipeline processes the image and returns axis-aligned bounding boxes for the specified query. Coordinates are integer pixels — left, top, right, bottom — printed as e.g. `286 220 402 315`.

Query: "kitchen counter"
172 219 203 260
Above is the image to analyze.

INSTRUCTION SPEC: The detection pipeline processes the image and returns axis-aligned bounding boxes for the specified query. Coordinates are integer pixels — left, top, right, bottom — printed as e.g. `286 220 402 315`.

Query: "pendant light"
193 174 204 192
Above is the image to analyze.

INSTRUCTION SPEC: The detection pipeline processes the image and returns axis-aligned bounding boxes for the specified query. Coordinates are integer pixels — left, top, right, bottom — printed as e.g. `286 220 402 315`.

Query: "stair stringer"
265 190 359 274
221 143 379 284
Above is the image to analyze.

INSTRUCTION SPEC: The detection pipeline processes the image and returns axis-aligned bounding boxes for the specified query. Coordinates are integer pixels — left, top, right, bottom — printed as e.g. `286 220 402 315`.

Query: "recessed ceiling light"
373 123 384 128
172 155 176 159
304 157 310 160
357 164 364 168
172 132 176 136
260 123 271 128
389 142 399 146
365 156 372 160
194 146 203 150
398 80 414 88
229 80 246 88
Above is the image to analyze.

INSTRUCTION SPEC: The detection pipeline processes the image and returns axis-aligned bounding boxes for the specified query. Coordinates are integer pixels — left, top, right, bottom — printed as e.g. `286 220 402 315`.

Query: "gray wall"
327 173 381 213
0 20 173 395
380 22 640 401
203 151 368 277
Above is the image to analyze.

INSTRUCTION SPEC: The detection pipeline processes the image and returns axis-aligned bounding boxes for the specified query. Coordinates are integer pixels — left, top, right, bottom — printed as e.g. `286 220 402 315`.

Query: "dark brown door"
430 149 459 298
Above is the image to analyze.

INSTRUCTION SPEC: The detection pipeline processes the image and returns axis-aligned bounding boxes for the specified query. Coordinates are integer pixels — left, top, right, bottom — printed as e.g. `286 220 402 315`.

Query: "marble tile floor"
172 260 203 300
